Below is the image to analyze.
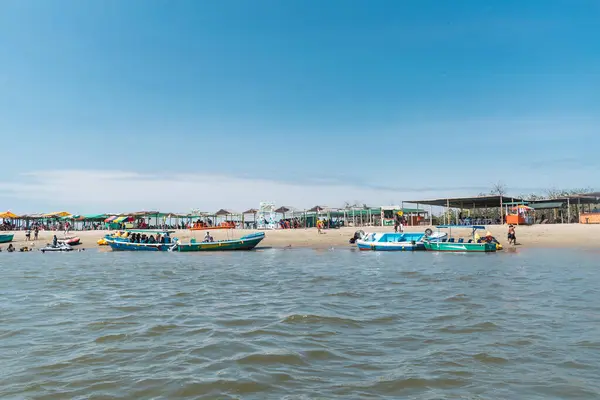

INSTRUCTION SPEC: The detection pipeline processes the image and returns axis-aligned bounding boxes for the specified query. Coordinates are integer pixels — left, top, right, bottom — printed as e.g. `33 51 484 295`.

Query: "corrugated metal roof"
530 202 564 210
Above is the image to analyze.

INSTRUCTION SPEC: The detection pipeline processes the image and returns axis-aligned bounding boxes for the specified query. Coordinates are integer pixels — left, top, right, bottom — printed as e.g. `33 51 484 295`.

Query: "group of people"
122 232 170 244
279 218 301 229
24 227 40 241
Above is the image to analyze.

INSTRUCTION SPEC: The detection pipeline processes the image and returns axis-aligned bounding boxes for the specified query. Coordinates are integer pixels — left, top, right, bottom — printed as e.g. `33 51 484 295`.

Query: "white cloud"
0 169 447 213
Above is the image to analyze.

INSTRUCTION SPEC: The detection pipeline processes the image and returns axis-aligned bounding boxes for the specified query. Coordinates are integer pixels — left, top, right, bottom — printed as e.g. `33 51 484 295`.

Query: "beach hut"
215 209 240 227
242 208 259 229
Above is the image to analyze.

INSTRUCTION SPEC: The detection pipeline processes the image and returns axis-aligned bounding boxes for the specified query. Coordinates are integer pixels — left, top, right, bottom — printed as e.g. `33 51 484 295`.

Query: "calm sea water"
1 248 600 399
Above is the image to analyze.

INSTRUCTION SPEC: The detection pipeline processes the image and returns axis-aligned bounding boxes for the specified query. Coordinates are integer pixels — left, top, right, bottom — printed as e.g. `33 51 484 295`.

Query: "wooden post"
429 205 433 226
567 198 571 223
446 199 450 225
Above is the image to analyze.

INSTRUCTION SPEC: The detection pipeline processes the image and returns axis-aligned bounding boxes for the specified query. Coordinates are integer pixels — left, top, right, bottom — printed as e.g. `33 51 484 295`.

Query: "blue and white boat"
355 230 446 251
106 230 177 252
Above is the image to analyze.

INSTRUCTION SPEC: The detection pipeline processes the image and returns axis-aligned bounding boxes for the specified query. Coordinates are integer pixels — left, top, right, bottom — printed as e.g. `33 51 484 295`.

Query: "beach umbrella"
113 216 133 223
42 211 71 218
105 216 118 223
0 211 19 219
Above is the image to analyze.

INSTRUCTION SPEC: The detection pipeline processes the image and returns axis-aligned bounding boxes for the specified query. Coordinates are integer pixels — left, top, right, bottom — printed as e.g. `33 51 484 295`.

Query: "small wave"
300 349 347 361
439 322 499 334
365 315 396 324
0 329 26 339
445 294 468 302
94 333 127 343
574 340 600 349
146 324 179 335
560 360 593 369
401 271 420 277
172 379 271 396
429 314 460 322
217 318 262 327
240 328 295 338
87 318 137 328
327 291 362 298
361 376 467 393
45 301 75 309
472 352 508 364
235 352 307 366
309 276 336 283
281 314 363 328
112 306 145 312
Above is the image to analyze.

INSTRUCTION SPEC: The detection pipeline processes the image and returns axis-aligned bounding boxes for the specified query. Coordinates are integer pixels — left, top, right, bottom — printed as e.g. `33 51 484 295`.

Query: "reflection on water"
1 248 600 399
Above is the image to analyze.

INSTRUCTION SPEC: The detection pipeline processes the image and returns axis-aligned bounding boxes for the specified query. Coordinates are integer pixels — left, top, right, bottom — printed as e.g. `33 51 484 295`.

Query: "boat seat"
448 238 455 243
467 239 473 243
457 238 464 243
442 238 448 242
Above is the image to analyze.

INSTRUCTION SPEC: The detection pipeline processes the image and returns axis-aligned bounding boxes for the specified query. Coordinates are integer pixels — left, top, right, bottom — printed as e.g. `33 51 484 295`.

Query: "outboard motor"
349 230 365 244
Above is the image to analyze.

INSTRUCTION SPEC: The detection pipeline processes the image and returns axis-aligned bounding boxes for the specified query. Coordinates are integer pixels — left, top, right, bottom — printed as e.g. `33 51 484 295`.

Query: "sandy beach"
4 224 600 250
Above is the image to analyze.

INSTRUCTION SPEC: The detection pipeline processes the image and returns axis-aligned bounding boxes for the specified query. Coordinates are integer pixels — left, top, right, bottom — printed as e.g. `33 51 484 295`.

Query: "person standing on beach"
508 224 516 245
34 226 39 241
394 213 400 233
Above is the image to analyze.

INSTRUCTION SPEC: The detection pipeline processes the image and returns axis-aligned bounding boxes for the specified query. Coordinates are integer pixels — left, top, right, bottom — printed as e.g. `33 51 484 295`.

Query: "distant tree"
490 182 507 196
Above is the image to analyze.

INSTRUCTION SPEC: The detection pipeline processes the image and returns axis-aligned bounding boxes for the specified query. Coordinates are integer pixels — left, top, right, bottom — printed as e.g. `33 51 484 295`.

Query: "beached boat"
423 225 497 252
60 236 80 246
176 232 265 252
0 234 14 244
106 230 177 252
355 230 447 251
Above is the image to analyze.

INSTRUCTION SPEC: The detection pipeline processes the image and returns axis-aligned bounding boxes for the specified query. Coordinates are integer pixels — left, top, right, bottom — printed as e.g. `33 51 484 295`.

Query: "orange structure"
190 221 236 230
579 212 600 224
506 205 534 225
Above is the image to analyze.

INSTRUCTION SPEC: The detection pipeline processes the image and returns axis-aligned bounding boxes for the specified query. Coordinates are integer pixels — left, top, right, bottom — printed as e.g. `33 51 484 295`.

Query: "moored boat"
176 232 265 252
355 230 447 251
106 230 177 252
423 225 497 252
0 234 14 244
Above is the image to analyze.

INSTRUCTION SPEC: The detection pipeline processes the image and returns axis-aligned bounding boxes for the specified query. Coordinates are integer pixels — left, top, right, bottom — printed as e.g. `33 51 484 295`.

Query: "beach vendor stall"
380 206 402 227
506 205 534 225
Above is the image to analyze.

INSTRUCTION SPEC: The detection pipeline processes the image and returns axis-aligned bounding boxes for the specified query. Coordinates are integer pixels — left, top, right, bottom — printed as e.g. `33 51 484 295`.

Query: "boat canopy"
436 225 487 229
123 229 175 234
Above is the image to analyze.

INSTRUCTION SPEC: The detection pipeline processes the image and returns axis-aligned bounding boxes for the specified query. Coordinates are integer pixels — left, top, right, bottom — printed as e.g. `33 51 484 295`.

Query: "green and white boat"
423 225 497 253
175 232 265 252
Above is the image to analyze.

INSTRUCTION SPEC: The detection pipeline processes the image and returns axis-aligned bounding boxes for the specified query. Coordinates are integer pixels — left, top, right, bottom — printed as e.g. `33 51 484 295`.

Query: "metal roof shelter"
407 195 521 209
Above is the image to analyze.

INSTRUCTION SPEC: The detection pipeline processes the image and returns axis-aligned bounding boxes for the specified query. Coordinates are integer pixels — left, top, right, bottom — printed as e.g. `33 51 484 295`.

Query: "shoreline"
3 224 600 250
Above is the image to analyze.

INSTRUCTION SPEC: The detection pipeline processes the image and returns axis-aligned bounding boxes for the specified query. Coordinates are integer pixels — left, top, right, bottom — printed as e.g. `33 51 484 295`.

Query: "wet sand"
4 224 600 250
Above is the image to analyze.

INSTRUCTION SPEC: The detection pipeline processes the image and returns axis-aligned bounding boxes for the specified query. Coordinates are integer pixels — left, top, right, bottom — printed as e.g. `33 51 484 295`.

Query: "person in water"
7 244 15 252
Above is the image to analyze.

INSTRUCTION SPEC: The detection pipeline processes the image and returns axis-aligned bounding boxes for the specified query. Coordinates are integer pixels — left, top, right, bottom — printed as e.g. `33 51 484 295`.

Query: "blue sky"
0 0 598 212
